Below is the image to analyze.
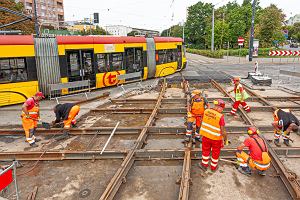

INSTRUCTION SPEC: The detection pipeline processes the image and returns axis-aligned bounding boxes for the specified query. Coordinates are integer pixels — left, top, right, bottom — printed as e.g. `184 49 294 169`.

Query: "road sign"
238 37 244 46
269 50 299 56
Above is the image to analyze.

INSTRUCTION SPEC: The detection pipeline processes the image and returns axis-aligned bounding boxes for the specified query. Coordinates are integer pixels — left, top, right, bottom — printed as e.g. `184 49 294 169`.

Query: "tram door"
125 48 144 78
66 50 96 87
177 45 182 70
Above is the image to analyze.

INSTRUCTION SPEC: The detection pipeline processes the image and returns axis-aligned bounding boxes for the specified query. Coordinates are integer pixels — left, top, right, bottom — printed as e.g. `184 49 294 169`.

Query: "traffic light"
94 13 99 24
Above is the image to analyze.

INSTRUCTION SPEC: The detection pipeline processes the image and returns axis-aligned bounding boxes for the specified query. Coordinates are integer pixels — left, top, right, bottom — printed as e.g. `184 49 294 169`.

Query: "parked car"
290 43 299 48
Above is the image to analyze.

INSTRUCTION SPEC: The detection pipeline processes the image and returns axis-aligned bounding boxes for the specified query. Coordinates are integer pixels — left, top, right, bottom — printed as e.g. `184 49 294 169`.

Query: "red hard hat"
247 126 260 135
35 92 45 98
213 99 225 108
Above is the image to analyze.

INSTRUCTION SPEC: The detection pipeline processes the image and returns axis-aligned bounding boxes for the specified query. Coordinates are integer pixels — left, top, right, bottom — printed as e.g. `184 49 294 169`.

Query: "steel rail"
110 96 300 103
0 125 276 136
178 79 191 200
99 79 167 200
90 105 300 114
1 147 300 161
212 79 300 199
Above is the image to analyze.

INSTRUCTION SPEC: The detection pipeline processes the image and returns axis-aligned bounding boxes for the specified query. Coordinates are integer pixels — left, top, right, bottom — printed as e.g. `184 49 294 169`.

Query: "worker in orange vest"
228 77 250 116
185 89 209 143
52 103 80 140
272 109 299 147
199 99 227 172
236 126 271 176
21 92 45 147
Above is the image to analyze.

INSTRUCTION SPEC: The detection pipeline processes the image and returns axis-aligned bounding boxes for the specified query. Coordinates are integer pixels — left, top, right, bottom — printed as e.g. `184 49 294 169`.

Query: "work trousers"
186 115 202 139
236 151 270 171
230 101 250 115
63 105 80 129
22 117 37 144
274 129 290 141
201 136 223 171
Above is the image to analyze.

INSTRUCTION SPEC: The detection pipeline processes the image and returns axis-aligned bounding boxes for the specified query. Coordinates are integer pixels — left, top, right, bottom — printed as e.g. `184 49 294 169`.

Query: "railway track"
1 77 300 199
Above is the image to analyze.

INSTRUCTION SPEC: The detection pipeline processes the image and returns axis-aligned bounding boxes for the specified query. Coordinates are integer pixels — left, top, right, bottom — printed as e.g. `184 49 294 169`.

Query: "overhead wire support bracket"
0 6 32 29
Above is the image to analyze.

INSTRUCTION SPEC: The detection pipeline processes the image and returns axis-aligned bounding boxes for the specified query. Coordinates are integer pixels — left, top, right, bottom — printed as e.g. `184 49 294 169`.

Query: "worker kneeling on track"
21 92 45 147
272 109 299 147
228 77 251 116
199 99 227 172
52 103 80 140
236 126 271 176
185 89 209 143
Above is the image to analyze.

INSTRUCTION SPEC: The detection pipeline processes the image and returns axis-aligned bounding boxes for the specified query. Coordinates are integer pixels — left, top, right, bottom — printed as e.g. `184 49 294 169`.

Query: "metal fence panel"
146 38 156 78
34 37 61 95
117 72 142 81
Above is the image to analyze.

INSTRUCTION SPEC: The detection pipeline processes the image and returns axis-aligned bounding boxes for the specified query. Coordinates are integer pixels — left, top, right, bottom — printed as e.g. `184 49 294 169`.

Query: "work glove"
26 115 31 119
187 112 193 118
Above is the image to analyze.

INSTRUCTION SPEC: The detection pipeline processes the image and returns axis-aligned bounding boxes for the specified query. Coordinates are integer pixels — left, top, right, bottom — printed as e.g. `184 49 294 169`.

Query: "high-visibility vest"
235 84 250 101
200 109 223 140
191 97 205 115
21 106 39 119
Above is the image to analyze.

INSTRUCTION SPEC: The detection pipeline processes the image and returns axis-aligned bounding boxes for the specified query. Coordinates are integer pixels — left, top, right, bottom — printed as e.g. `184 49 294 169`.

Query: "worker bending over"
228 77 250 116
272 109 299 146
185 89 209 142
52 103 80 139
21 92 45 147
236 126 271 176
199 99 227 172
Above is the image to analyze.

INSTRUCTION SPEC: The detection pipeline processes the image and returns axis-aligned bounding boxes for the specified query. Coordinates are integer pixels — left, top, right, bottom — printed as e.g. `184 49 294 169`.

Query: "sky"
64 0 300 31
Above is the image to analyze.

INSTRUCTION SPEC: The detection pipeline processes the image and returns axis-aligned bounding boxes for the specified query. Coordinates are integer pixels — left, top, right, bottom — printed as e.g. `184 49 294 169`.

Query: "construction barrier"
269 50 300 56
0 161 19 200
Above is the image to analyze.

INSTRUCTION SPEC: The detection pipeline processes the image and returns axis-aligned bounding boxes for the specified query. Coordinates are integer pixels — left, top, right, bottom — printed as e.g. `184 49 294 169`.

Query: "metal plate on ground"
79 189 91 198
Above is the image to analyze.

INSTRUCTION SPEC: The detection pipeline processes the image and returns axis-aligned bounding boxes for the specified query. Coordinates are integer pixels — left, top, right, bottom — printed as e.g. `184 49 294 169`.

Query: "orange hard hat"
233 77 241 82
247 126 260 135
192 89 202 96
213 99 225 108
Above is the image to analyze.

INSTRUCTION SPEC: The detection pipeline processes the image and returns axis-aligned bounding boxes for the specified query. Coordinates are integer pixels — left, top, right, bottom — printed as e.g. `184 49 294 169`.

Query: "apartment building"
17 0 64 29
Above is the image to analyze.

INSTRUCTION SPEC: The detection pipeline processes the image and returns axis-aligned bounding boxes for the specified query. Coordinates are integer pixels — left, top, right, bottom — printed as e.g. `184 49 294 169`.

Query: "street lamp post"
33 0 39 36
211 7 215 51
248 0 257 61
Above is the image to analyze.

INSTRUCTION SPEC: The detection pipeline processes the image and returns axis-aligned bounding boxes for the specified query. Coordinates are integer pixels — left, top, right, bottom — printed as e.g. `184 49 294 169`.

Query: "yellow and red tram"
0 35 186 106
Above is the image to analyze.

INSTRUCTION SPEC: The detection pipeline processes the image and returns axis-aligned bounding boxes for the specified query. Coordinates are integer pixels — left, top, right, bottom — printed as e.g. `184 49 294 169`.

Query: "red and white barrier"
269 50 300 56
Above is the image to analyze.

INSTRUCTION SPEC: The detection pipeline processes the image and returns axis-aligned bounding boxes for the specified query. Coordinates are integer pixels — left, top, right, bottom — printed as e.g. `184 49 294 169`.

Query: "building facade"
287 14 300 26
17 0 64 29
105 25 159 37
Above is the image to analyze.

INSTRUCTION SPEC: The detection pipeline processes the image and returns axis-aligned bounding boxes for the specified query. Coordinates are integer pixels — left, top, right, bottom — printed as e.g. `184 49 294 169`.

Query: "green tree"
161 24 183 37
288 23 300 42
0 0 35 34
256 4 286 47
127 30 139 36
80 25 108 35
185 2 213 48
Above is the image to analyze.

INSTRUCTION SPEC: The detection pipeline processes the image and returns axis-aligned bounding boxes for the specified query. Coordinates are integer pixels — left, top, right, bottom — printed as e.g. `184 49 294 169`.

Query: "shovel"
29 117 51 129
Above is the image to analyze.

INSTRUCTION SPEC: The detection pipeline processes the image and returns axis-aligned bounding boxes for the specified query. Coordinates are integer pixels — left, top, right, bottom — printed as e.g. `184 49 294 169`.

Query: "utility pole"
211 7 215 51
33 0 39 36
182 21 185 42
249 0 256 61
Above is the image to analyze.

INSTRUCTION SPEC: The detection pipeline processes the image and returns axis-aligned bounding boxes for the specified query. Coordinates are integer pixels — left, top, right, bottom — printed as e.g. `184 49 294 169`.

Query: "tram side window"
157 49 177 65
111 53 123 71
0 58 27 83
97 54 110 73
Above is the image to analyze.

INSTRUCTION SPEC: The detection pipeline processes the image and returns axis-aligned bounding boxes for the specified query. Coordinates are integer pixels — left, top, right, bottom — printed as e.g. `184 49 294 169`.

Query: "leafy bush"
223 48 282 57
186 48 224 58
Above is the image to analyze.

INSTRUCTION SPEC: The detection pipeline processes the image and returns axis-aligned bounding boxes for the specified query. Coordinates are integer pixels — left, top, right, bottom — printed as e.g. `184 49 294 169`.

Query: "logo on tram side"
102 71 121 86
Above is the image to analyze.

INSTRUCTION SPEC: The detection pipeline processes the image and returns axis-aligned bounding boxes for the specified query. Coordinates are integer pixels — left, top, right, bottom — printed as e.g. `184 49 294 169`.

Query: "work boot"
237 166 252 176
283 139 291 147
274 139 281 147
258 170 266 176
246 109 251 113
29 142 38 148
182 136 191 143
198 163 207 172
